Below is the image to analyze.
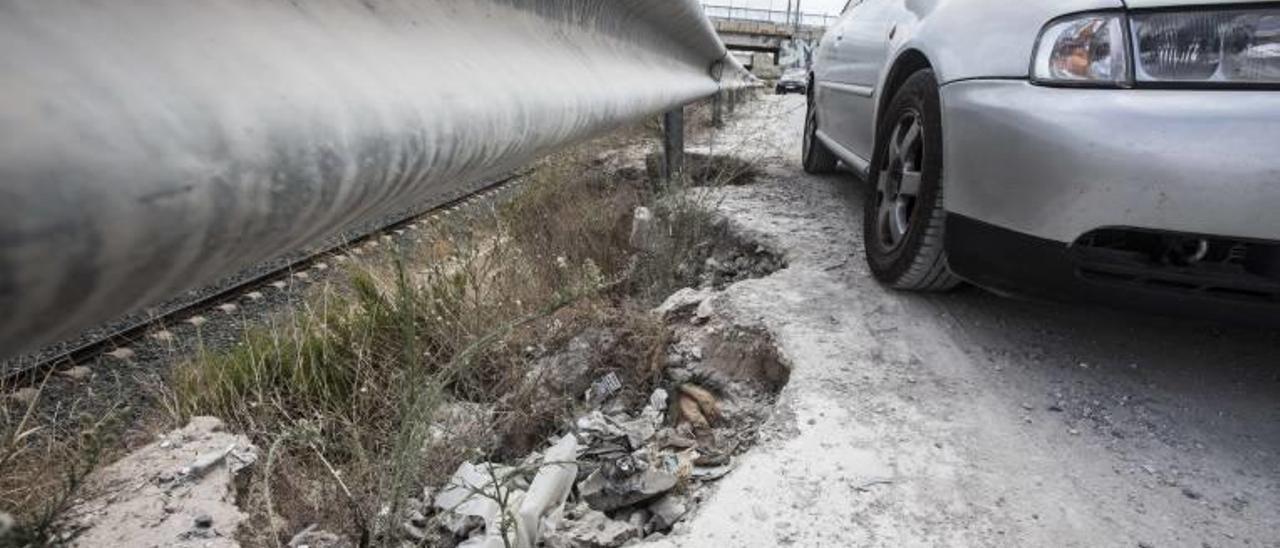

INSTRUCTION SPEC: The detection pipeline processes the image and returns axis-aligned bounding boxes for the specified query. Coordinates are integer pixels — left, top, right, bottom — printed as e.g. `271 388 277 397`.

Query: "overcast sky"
706 0 847 16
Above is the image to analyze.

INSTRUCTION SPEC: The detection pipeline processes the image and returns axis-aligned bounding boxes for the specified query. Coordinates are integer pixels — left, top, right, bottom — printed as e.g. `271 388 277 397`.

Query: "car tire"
802 93 838 174
863 69 961 291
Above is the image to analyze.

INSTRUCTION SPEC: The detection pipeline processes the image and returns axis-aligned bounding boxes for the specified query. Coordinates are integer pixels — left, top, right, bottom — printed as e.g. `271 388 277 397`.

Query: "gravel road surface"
648 95 1280 548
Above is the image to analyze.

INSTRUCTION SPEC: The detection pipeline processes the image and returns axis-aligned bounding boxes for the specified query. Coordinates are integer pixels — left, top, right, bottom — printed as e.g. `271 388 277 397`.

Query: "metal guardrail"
701 4 837 28
0 0 752 360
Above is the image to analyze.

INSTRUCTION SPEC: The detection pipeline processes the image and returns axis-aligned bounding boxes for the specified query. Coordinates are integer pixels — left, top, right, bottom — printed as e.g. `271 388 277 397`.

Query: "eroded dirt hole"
410 232 792 547
645 151 759 187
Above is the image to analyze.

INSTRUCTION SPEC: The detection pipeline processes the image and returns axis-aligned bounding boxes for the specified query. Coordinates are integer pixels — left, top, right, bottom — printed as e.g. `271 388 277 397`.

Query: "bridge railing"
702 4 837 28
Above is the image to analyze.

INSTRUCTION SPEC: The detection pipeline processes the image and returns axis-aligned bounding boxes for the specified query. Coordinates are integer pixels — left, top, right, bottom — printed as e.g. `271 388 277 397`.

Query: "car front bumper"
940 80 1280 318
941 80 1280 245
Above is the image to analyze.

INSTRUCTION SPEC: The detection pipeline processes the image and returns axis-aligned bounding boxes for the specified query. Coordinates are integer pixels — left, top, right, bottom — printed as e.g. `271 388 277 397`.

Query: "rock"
106 347 136 361
579 467 678 512
180 443 244 480
694 299 715 323
60 366 93 381
654 288 713 321
691 463 733 482
217 303 239 314
646 494 688 532
151 330 176 342
7 387 39 406
1182 487 1203 500
270 281 288 290
545 510 640 548
629 206 659 252
186 316 208 327
616 416 658 449
66 417 256 548
0 511 12 537
245 291 264 301
527 330 616 399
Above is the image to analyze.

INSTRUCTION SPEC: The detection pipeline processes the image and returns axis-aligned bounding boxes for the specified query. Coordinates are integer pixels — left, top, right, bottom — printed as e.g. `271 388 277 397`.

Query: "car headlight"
1032 13 1129 86
1131 8 1280 84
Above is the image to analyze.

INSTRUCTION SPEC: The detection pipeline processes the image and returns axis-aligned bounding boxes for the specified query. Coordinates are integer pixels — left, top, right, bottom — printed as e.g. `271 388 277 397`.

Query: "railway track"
1 173 524 388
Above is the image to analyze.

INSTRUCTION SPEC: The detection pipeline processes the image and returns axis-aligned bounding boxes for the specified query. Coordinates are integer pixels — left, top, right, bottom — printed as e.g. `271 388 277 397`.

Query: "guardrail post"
662 107 685 183
712 92 724 128
727 89 738 115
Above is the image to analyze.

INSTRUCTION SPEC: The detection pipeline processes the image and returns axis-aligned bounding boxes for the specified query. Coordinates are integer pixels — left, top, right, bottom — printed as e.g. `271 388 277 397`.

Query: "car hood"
1125 0 1273 8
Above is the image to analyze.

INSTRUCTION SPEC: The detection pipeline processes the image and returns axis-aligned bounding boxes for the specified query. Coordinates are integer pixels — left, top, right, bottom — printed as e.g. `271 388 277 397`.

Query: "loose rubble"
415 256 790 548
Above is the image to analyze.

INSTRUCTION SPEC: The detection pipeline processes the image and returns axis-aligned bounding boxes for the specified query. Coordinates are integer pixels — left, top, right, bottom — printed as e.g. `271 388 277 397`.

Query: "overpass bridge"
702 4 831 76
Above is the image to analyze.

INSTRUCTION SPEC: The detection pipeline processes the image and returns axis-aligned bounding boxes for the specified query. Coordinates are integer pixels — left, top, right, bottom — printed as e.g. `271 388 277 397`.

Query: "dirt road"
649 95 1280 547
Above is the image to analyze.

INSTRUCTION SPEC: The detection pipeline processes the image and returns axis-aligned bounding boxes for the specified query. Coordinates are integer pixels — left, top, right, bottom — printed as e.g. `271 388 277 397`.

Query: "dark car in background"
775 69 807 94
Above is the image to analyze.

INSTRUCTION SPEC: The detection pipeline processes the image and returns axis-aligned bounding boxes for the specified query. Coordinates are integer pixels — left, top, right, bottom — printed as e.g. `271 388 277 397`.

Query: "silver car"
805 0 1280 316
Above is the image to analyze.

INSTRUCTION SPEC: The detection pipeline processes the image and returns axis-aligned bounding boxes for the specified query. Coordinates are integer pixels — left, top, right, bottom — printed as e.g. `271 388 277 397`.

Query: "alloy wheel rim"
874 110 924 252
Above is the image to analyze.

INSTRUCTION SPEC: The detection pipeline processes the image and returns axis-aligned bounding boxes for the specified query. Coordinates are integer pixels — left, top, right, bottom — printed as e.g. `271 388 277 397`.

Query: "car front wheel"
863 69 961 291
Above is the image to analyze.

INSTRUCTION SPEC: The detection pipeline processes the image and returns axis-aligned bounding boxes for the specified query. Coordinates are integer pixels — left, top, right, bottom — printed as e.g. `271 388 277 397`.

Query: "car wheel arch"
874 49 935 145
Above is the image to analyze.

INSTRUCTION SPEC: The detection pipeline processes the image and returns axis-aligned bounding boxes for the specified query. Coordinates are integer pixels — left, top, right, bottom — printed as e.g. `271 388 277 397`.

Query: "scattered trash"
544 509 640 548
513 435 579 548
434 462 504 538
679 384 721 424
579 466 677 512
629 206 659 252
586 372 623 405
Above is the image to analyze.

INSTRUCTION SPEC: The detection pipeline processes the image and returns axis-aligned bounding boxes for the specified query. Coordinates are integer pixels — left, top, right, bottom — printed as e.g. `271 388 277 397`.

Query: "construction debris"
580 467 678 512
544 509 640 548
65 417 257 548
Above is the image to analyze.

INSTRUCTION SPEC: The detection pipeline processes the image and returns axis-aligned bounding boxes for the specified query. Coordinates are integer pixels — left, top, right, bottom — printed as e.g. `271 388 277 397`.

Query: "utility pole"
794 0 802 33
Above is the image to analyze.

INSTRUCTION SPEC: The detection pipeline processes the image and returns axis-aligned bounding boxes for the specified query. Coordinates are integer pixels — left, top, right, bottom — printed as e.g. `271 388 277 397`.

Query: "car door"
815 0 894 166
